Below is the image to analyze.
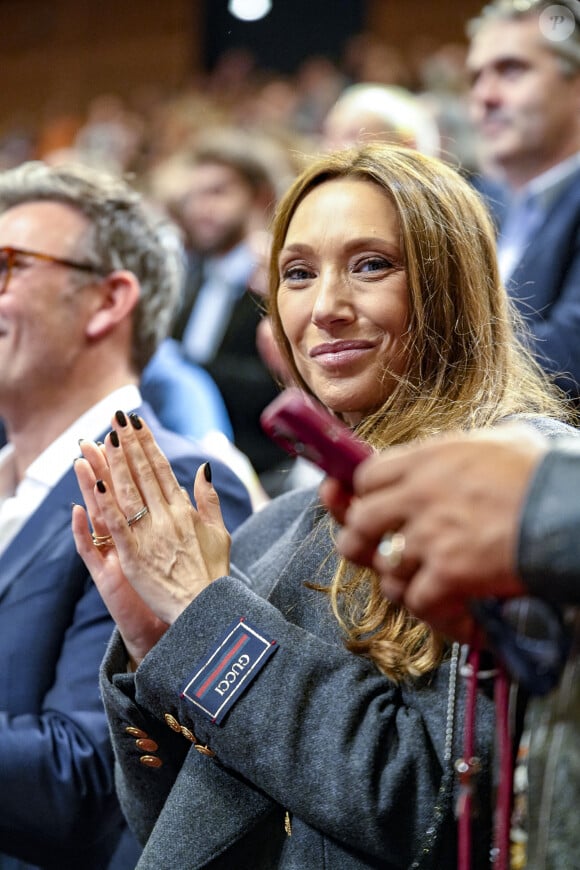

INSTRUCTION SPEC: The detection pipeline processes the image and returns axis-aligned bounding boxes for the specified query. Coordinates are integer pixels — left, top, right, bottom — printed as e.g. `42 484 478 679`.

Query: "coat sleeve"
101 575 493 867
519 439 580 602
100 631 193 846
102 632 284 869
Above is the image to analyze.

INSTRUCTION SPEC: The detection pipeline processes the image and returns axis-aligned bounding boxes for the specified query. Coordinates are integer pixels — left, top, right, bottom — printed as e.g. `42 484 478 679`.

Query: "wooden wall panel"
0 0 199 133
367 0 484 47
0 0 486 136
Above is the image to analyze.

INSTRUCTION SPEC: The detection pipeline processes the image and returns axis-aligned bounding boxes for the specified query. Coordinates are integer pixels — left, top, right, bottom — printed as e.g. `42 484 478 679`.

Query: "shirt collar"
520 151 580 212
206 241 255 287
0 443 17 501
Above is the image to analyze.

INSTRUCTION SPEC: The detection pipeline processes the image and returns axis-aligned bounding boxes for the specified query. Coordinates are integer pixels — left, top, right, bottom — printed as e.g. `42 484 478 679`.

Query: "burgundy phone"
260 388 372 488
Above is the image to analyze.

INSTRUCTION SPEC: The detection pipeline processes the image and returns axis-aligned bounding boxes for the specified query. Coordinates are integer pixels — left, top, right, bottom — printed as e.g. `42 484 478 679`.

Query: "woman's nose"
311 270 355 327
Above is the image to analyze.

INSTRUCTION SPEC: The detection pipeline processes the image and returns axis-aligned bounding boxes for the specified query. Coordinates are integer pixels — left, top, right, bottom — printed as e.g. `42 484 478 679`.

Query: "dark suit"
0 404 252 869
504 166 580 400
169 249 286 477
204 290 285 475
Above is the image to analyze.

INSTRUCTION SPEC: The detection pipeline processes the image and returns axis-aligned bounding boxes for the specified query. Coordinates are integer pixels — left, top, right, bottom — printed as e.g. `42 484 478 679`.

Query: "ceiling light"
228 0 272 22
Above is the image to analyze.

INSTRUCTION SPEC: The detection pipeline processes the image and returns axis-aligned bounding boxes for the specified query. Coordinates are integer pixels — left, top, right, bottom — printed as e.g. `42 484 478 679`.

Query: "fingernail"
115 410 127 427
129 413 143 430
96 479 107 494
78 438 85 446
110 430 120 448
204 461 212 483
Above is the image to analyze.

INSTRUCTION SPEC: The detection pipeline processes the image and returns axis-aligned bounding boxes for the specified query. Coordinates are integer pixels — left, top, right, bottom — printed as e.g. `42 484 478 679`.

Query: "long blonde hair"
269 143 569 680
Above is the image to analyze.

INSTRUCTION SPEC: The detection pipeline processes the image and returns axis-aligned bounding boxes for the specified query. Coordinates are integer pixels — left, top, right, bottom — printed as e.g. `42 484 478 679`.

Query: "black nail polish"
110 430 119 448
96 479 107 494
204 461 212 483
115 410 127 427
129 413 143 430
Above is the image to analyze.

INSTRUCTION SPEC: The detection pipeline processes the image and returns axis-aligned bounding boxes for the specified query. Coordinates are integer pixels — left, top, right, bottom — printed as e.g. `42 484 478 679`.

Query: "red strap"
457 647 480 869
457 648 513 870
493 664 512 870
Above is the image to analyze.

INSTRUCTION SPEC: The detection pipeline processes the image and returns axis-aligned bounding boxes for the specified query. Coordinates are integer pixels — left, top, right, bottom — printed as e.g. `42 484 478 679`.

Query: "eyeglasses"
0 245 107 294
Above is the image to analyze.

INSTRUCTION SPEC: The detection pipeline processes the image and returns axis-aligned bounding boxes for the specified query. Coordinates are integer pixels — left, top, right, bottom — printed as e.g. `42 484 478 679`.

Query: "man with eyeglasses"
467 0 580 401
0 162 253 869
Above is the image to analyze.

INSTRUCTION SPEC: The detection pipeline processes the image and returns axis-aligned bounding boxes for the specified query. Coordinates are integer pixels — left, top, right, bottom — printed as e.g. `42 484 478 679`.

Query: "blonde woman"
73 144 571 869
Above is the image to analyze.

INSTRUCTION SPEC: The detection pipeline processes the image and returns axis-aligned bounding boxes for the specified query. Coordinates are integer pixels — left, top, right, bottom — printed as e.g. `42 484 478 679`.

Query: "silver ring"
126 505 149 527
377 532 406 569
91 532 114 549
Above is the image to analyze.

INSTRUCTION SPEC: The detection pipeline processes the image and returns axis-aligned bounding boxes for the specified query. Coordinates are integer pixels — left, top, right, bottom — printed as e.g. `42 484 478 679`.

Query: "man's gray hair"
0 161 184 372
468 0 580 76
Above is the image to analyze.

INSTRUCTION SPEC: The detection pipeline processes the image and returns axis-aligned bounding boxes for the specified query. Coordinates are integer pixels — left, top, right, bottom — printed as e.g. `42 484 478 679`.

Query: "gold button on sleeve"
164 713 181 732
180 726 197 743
194 744 216 758
125 726 148 739
139 755 163 769
136 738 159 752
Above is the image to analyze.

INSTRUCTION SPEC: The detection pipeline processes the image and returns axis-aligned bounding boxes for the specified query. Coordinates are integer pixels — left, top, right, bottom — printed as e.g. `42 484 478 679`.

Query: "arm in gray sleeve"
518 438 580 603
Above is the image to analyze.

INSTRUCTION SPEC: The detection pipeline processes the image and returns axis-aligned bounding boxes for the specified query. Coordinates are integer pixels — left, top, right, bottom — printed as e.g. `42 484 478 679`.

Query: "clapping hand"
72 411 231 667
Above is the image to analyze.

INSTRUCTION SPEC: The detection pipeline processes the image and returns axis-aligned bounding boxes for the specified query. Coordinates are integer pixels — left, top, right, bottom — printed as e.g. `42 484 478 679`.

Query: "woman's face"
276 178 410 425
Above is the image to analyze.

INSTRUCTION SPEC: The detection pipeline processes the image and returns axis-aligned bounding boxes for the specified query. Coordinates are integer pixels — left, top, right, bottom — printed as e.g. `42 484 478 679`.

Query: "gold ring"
377 532 406 569
91 532 114 548
126 505 149 527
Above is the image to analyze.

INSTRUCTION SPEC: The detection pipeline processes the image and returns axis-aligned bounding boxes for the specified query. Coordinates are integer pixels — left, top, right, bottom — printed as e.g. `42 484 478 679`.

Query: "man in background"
467 0 580 399
146 128 293 480
0 161 252 869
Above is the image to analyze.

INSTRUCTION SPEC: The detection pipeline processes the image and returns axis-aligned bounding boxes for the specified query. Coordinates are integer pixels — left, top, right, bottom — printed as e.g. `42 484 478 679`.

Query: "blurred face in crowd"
467 15 580 186
276 178 409 425
323 105 402 150
180 161 257 256
0 201 98 417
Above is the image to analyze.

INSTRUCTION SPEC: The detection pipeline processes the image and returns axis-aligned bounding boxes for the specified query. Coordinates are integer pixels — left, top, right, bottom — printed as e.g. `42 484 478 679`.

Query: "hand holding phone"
260 388 372 488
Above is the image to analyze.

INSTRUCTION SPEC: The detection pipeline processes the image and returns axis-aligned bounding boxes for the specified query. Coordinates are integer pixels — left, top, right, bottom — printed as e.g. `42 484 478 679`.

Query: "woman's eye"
282 264 312 282
357 256 393 273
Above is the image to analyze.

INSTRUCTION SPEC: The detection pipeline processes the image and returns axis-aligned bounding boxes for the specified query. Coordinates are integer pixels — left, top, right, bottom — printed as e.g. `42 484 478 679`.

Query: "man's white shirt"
0 384 141 555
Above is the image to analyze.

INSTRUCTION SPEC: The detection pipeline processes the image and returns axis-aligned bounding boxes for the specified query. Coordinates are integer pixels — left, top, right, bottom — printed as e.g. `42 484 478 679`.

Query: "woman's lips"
309 340 375 366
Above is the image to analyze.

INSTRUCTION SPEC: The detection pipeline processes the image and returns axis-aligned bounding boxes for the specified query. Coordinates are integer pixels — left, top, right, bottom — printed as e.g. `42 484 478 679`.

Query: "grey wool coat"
100 488 495 869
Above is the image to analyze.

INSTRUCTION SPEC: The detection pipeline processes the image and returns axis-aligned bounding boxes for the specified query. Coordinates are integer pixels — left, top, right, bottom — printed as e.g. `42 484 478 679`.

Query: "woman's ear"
85 270 141 339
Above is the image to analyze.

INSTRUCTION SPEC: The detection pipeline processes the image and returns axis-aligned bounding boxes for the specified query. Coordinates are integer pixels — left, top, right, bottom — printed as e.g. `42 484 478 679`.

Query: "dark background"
203 0 365 73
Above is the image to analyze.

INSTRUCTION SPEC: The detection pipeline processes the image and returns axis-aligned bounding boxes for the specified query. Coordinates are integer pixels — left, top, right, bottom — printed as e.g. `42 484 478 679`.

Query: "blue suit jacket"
0 404 252 869
505 166 580 399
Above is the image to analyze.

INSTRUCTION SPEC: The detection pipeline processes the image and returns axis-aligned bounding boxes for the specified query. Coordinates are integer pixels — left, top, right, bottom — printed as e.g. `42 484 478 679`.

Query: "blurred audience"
322 82 441 154
145 126 295 482
73 94 144 175
7 9 579 468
